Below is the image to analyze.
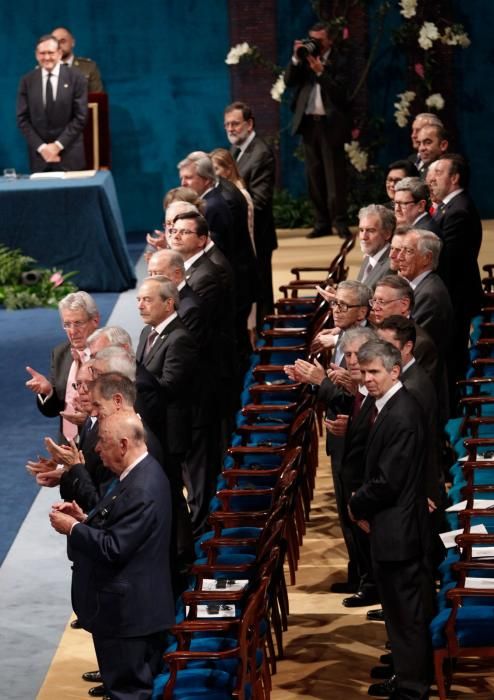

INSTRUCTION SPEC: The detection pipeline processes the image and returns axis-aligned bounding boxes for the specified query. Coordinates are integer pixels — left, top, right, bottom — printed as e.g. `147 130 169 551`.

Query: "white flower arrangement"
399 0 417 19
225 42 252 65
344 141 368 172
270 73 286 102
418 21 440 50
393 90 416 127
441 27 471 48
425 93 445 111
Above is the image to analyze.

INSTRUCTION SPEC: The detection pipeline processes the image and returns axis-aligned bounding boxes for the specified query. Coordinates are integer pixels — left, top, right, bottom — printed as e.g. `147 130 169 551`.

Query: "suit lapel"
142 317 181 365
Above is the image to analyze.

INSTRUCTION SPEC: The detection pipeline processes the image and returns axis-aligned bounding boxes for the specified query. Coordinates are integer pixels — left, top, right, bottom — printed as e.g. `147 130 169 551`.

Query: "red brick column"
226 1 280 139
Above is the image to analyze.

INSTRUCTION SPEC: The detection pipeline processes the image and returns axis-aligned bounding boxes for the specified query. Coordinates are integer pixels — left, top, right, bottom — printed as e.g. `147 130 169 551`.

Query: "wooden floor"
37 225 494 699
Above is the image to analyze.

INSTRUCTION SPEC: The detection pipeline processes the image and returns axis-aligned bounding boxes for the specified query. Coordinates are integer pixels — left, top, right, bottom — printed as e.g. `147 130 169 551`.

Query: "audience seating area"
431 266 494 698
151 235 356 698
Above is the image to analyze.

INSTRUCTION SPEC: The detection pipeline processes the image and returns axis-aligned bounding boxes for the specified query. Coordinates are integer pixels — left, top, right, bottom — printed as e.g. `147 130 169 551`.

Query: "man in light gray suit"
356 204 395 289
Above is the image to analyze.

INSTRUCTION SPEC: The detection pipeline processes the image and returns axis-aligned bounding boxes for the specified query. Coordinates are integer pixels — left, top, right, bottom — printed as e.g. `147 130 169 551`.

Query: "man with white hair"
25 291 99 441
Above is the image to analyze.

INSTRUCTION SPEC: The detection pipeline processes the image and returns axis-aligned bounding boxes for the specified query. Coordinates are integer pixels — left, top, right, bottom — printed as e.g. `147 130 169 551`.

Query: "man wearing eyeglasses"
393 177 438 232
25 291 100 441
224 100 277 319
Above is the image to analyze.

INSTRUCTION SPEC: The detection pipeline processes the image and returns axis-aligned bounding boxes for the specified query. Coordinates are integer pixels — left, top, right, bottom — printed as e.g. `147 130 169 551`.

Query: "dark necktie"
45 72 54 114
232 147 241 161
351 392 365 419
370 405 379 424
144 329 158 358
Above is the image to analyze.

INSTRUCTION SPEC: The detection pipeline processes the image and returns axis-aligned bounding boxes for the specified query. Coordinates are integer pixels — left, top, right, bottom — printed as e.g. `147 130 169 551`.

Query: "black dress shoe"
368 675 396 697
370 665 394 679
367 608 385 621
88 686 107 697
306 227 332 239
82 671 102 683
330 581 358 594
342 590 380 608
380 652 393 665
70 618 82 629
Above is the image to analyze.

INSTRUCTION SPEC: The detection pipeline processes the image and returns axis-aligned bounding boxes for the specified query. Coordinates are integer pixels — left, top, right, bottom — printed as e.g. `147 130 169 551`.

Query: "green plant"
0 245 78 310
273 189 313 228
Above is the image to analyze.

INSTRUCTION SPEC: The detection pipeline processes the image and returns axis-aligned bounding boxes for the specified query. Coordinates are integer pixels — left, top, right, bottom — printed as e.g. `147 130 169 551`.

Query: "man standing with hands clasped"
17 34 88 172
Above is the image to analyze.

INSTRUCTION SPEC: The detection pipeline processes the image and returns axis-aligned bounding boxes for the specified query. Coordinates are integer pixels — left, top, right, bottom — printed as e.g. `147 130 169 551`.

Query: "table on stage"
0 171 136 292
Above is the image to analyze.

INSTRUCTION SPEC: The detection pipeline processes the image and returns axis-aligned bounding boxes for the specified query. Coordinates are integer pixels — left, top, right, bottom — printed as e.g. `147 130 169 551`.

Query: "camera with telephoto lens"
295 37 321 61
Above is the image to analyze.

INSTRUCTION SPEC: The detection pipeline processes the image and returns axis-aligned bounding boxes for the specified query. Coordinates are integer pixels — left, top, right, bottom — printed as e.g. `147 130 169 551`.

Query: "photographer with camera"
285 21 351 239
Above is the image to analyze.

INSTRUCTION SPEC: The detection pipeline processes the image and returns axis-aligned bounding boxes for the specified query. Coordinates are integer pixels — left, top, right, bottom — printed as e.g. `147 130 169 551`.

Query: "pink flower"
414 63 425 79
351 128 361 140
342 27 350 40
50 271 64 287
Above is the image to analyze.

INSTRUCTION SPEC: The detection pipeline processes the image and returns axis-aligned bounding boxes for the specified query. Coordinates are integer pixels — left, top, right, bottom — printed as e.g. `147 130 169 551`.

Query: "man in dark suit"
51 26 104 92
17 34 88 172
178 153 234 258
377 316 444 510
285 21 350 239
323 326 380 607
49 412 175 700
370 275 449 424
398 229 455 360
393 177 438 233
430 154 483 380
169 211 238 437
224 100 277 317
147 249 222 536
25 291 100 441
136 276 199 579
416 124 449 177
356 205 395 289
349 340 434 700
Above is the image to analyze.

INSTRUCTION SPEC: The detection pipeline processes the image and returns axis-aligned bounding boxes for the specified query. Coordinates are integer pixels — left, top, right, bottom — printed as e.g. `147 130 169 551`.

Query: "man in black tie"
17 34 88 172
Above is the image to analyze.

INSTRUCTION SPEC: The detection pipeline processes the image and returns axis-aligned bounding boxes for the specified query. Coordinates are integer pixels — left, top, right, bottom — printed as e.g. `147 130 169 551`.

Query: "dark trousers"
93 630 167 700
164 452 194 595
300 116 348 229
183 422 222 537
374 556 435 699
256 247 274 325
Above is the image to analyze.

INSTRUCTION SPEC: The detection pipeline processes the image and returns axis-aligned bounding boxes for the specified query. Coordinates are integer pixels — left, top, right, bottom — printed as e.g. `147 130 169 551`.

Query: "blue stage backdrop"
276 0 494 219
2 1 493 229
1 0 231 232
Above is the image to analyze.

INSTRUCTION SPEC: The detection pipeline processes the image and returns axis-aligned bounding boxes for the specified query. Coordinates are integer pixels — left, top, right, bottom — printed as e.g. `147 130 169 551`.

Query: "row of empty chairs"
431 268 494 698
151 235 356 698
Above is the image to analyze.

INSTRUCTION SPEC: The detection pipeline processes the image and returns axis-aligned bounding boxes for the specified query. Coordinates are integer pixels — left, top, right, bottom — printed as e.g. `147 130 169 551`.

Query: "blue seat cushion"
431 605 494 649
